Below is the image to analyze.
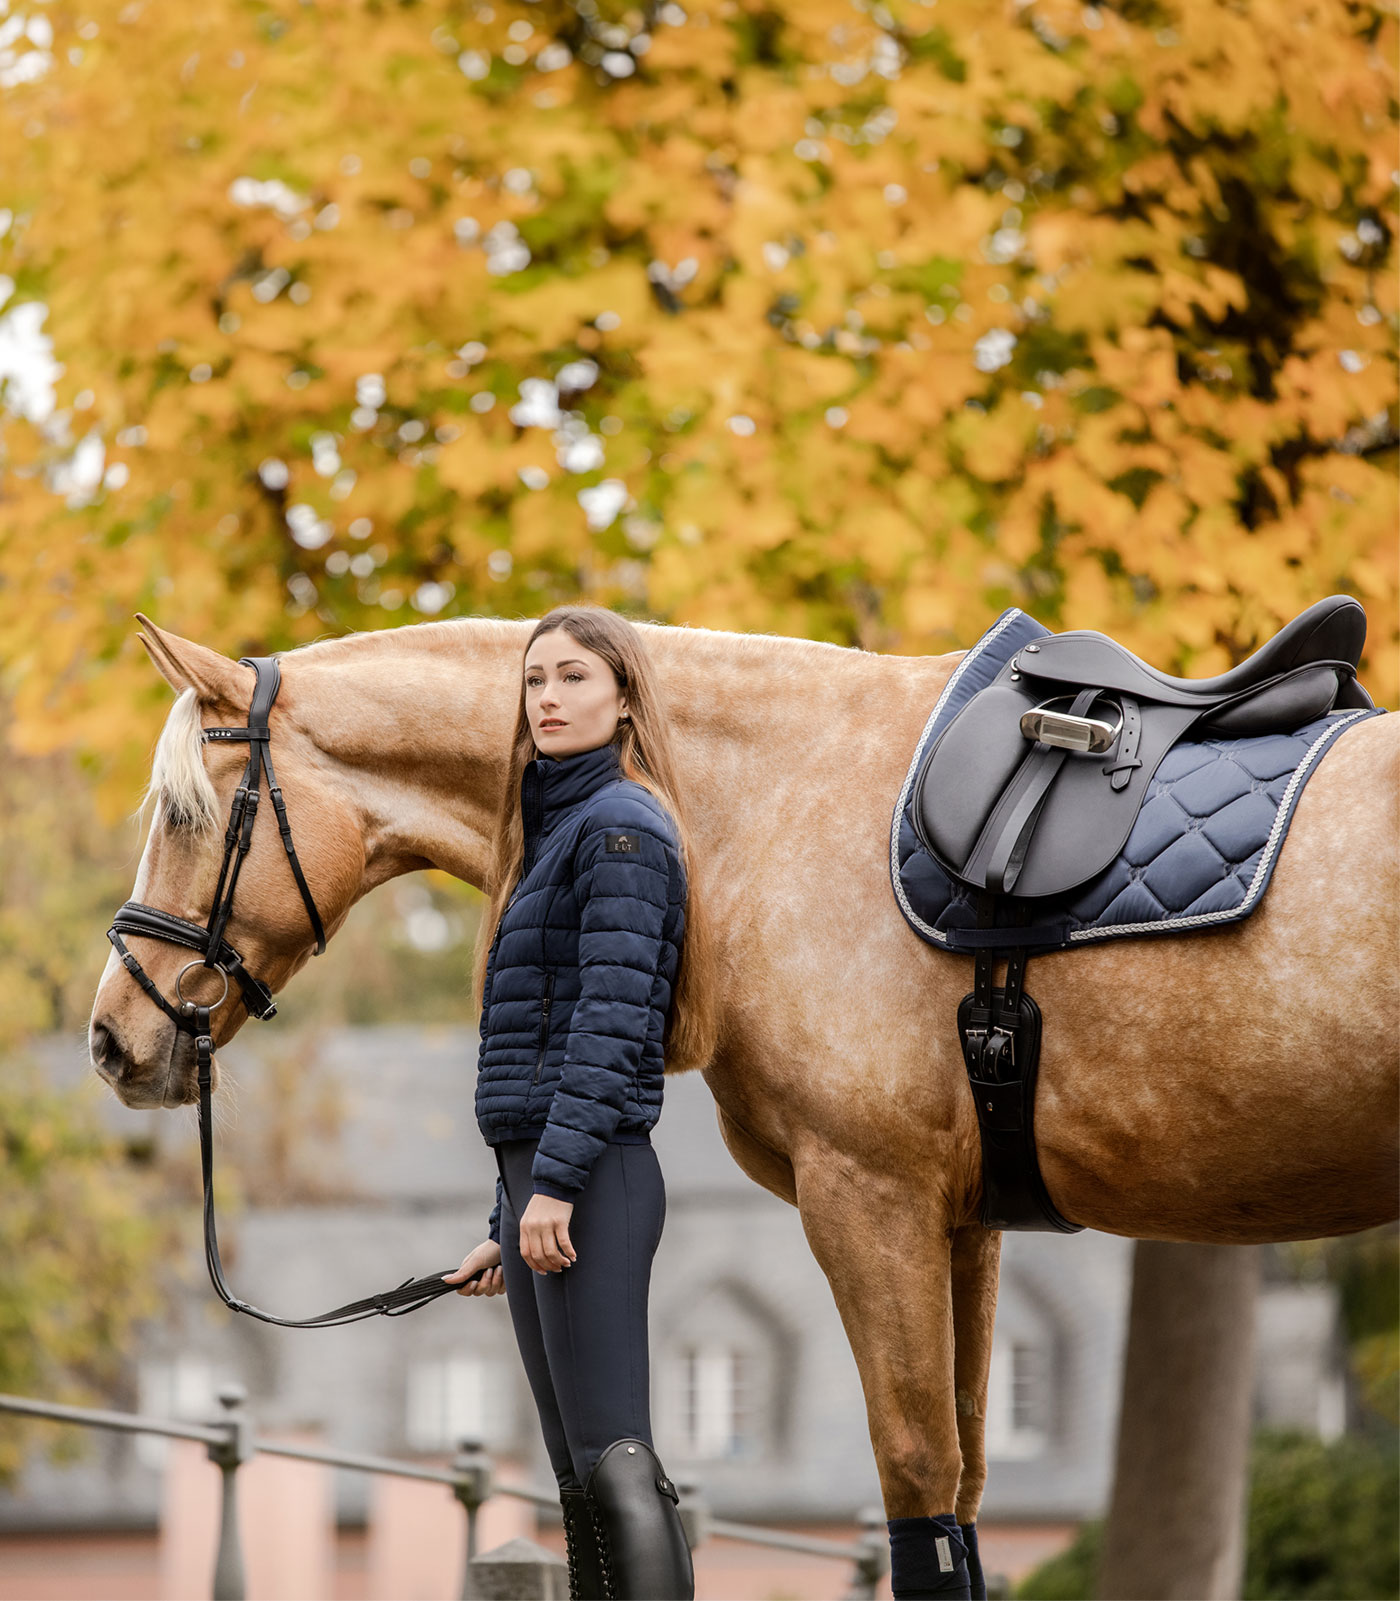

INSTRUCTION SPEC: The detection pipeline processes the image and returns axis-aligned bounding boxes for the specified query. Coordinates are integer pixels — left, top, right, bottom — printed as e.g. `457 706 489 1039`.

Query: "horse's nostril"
91 1022 129 1082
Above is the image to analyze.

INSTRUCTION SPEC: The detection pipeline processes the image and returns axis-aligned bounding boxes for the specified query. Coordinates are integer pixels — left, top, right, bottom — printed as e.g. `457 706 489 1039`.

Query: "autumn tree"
0 0 1393 815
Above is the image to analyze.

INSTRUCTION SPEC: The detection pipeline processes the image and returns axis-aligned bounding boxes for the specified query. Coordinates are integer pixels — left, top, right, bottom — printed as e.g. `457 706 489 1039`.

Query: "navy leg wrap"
887 1514 970 1599
960 1523 985 1600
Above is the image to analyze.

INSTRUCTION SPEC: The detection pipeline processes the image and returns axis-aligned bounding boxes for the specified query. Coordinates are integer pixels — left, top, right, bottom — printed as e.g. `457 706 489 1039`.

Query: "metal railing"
0 1387 890 1600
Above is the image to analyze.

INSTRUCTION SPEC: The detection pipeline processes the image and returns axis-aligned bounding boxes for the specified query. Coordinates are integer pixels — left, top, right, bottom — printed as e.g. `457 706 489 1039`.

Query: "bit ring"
175 960 230 1011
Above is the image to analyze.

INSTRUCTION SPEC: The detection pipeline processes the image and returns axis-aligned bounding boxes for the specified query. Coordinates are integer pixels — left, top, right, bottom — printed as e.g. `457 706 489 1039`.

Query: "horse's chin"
107 1071 194 1111
109 1083 171 1110
100 1029 219 1110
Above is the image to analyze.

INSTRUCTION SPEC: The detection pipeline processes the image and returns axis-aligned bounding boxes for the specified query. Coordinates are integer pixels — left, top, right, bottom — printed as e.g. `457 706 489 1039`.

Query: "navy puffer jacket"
476 739 686 1242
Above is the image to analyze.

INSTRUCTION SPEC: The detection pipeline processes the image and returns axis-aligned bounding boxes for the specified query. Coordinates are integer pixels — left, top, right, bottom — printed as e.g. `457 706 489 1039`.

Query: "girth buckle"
985 1026 1017 1075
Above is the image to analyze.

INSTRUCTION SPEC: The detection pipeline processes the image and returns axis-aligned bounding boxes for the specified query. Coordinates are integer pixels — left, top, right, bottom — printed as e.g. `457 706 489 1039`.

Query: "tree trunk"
1097 1241 1261 1601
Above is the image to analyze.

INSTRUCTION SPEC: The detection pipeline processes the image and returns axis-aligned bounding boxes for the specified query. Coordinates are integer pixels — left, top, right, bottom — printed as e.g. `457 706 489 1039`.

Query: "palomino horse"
90 615 1398 1556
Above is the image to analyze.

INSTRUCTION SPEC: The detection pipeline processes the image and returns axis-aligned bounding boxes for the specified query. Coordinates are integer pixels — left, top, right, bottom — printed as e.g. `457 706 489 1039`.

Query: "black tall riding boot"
583 1438 695 1600
560 1485 610 1600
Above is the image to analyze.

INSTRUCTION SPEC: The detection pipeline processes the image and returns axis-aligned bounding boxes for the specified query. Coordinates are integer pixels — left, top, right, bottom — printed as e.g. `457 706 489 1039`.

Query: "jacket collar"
522 739 623 836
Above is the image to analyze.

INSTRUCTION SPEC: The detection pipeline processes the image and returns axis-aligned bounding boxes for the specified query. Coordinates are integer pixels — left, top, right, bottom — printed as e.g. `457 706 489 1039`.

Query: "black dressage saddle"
909 594 1374 1232
914 594 1371 902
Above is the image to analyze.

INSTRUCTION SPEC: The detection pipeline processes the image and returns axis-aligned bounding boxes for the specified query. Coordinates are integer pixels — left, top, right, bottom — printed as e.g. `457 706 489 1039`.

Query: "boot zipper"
533 972 555 1085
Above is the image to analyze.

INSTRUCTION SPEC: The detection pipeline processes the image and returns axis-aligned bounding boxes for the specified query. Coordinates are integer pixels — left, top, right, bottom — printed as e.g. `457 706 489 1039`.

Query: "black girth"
106 655 476 1326
957 898 1079 1233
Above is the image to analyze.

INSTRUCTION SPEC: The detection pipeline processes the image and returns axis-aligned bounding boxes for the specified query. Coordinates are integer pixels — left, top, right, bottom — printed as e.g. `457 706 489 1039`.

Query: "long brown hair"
470 606 716 1076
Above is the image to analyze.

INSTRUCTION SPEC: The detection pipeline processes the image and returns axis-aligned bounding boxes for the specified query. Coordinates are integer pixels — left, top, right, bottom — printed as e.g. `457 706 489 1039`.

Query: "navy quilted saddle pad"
892 609 1385 954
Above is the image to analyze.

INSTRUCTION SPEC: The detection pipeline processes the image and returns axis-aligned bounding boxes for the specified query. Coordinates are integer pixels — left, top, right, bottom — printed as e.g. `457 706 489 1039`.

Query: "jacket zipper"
532 971 556 1085
521 764 544 876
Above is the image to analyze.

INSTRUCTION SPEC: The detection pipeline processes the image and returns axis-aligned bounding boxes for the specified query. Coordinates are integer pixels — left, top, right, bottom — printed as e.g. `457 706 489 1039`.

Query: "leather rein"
107 655 478 1327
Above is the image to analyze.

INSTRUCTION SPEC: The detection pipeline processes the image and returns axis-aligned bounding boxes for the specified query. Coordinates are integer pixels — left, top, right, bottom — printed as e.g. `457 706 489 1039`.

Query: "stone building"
3 1023 1345 1541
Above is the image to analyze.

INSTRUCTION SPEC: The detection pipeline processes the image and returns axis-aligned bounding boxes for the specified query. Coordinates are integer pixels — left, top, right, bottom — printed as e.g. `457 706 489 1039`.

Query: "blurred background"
0 0 1395 1596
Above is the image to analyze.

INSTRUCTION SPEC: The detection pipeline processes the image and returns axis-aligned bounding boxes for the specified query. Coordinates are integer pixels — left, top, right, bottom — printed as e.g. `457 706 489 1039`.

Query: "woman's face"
522 630 628 758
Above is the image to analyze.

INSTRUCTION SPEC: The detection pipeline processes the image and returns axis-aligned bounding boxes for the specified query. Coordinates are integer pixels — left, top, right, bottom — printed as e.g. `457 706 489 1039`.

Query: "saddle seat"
1021 593 1369 711
913 595 1373 901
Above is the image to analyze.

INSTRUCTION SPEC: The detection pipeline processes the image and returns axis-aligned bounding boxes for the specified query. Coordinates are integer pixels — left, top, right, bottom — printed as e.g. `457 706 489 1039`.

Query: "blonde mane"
137 687 219 837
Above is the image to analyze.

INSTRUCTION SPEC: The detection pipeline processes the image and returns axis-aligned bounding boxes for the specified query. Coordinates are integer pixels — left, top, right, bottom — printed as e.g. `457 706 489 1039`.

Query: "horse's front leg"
793 1146 976 1599
950 1224 1001 1601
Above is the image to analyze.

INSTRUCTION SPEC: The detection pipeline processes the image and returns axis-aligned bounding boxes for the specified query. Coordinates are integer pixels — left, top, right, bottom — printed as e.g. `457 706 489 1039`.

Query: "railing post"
206 1383 252 1601
844 1505 890 1601
673 1475 710 1553
469 1536 568 1600
451 1435 495 1601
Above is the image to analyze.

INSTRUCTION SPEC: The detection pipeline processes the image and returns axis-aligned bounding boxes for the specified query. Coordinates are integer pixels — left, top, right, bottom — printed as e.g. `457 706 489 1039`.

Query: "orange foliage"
0 0 1393 810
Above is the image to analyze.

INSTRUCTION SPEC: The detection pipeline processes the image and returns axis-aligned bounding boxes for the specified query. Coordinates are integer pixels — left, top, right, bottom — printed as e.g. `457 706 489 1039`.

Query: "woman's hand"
442 1241 505 1298
519 1194 577 1275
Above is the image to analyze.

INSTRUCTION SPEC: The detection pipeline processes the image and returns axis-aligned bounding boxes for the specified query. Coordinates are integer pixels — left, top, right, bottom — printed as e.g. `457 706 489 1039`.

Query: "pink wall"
365 1460 535 1601
160 1433 333 1600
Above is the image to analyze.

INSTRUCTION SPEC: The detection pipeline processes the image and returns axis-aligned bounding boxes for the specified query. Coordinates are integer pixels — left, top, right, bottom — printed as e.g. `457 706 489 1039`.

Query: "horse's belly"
1036 1056 1399 1244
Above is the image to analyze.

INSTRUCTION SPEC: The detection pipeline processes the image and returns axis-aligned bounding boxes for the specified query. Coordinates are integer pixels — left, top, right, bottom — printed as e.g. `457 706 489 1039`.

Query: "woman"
443 604 713 1601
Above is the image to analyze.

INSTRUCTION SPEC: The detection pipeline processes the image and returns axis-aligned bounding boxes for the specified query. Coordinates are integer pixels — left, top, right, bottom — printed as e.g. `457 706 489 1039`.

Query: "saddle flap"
913 684 1042 871
914 677 1206 897
997 701 1200 894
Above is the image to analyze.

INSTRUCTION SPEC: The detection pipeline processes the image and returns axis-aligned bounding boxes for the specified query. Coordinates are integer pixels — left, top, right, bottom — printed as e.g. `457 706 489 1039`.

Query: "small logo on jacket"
605 831 639 853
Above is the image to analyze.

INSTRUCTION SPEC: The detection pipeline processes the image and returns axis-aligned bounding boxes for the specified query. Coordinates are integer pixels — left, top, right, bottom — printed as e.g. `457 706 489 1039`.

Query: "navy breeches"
493 1135 666 1489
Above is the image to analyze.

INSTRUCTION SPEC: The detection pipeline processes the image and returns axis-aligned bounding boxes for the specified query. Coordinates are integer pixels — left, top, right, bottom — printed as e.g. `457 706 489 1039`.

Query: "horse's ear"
134 613 249 704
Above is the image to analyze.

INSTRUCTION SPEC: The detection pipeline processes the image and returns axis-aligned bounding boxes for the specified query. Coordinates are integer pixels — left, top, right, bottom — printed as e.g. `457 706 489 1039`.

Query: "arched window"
654 1278 793 1464
667 1342 754 1459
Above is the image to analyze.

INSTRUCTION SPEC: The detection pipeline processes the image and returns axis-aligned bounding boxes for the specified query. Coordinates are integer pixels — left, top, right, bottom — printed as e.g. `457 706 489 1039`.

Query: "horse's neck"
287 620 956 895
287 624 523 890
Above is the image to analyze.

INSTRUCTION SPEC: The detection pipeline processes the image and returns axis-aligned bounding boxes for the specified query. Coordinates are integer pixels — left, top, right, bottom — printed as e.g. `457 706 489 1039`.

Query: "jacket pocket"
532 971 556 1086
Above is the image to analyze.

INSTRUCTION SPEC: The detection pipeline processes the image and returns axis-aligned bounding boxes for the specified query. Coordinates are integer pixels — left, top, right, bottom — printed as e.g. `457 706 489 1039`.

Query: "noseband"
106 655 472 1327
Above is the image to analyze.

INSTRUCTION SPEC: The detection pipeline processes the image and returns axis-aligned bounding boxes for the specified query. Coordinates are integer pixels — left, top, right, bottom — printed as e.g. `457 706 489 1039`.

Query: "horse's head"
90 617 365 1108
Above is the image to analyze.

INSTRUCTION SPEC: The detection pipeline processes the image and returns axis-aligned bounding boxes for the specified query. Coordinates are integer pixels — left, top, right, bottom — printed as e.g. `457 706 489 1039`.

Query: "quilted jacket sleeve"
529 812 674 1202
480 928 504 1243
488 1175 503 1245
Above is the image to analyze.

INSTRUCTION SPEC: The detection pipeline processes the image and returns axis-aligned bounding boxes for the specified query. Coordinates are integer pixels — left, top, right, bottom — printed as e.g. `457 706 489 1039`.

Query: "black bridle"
107 655 479 1327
